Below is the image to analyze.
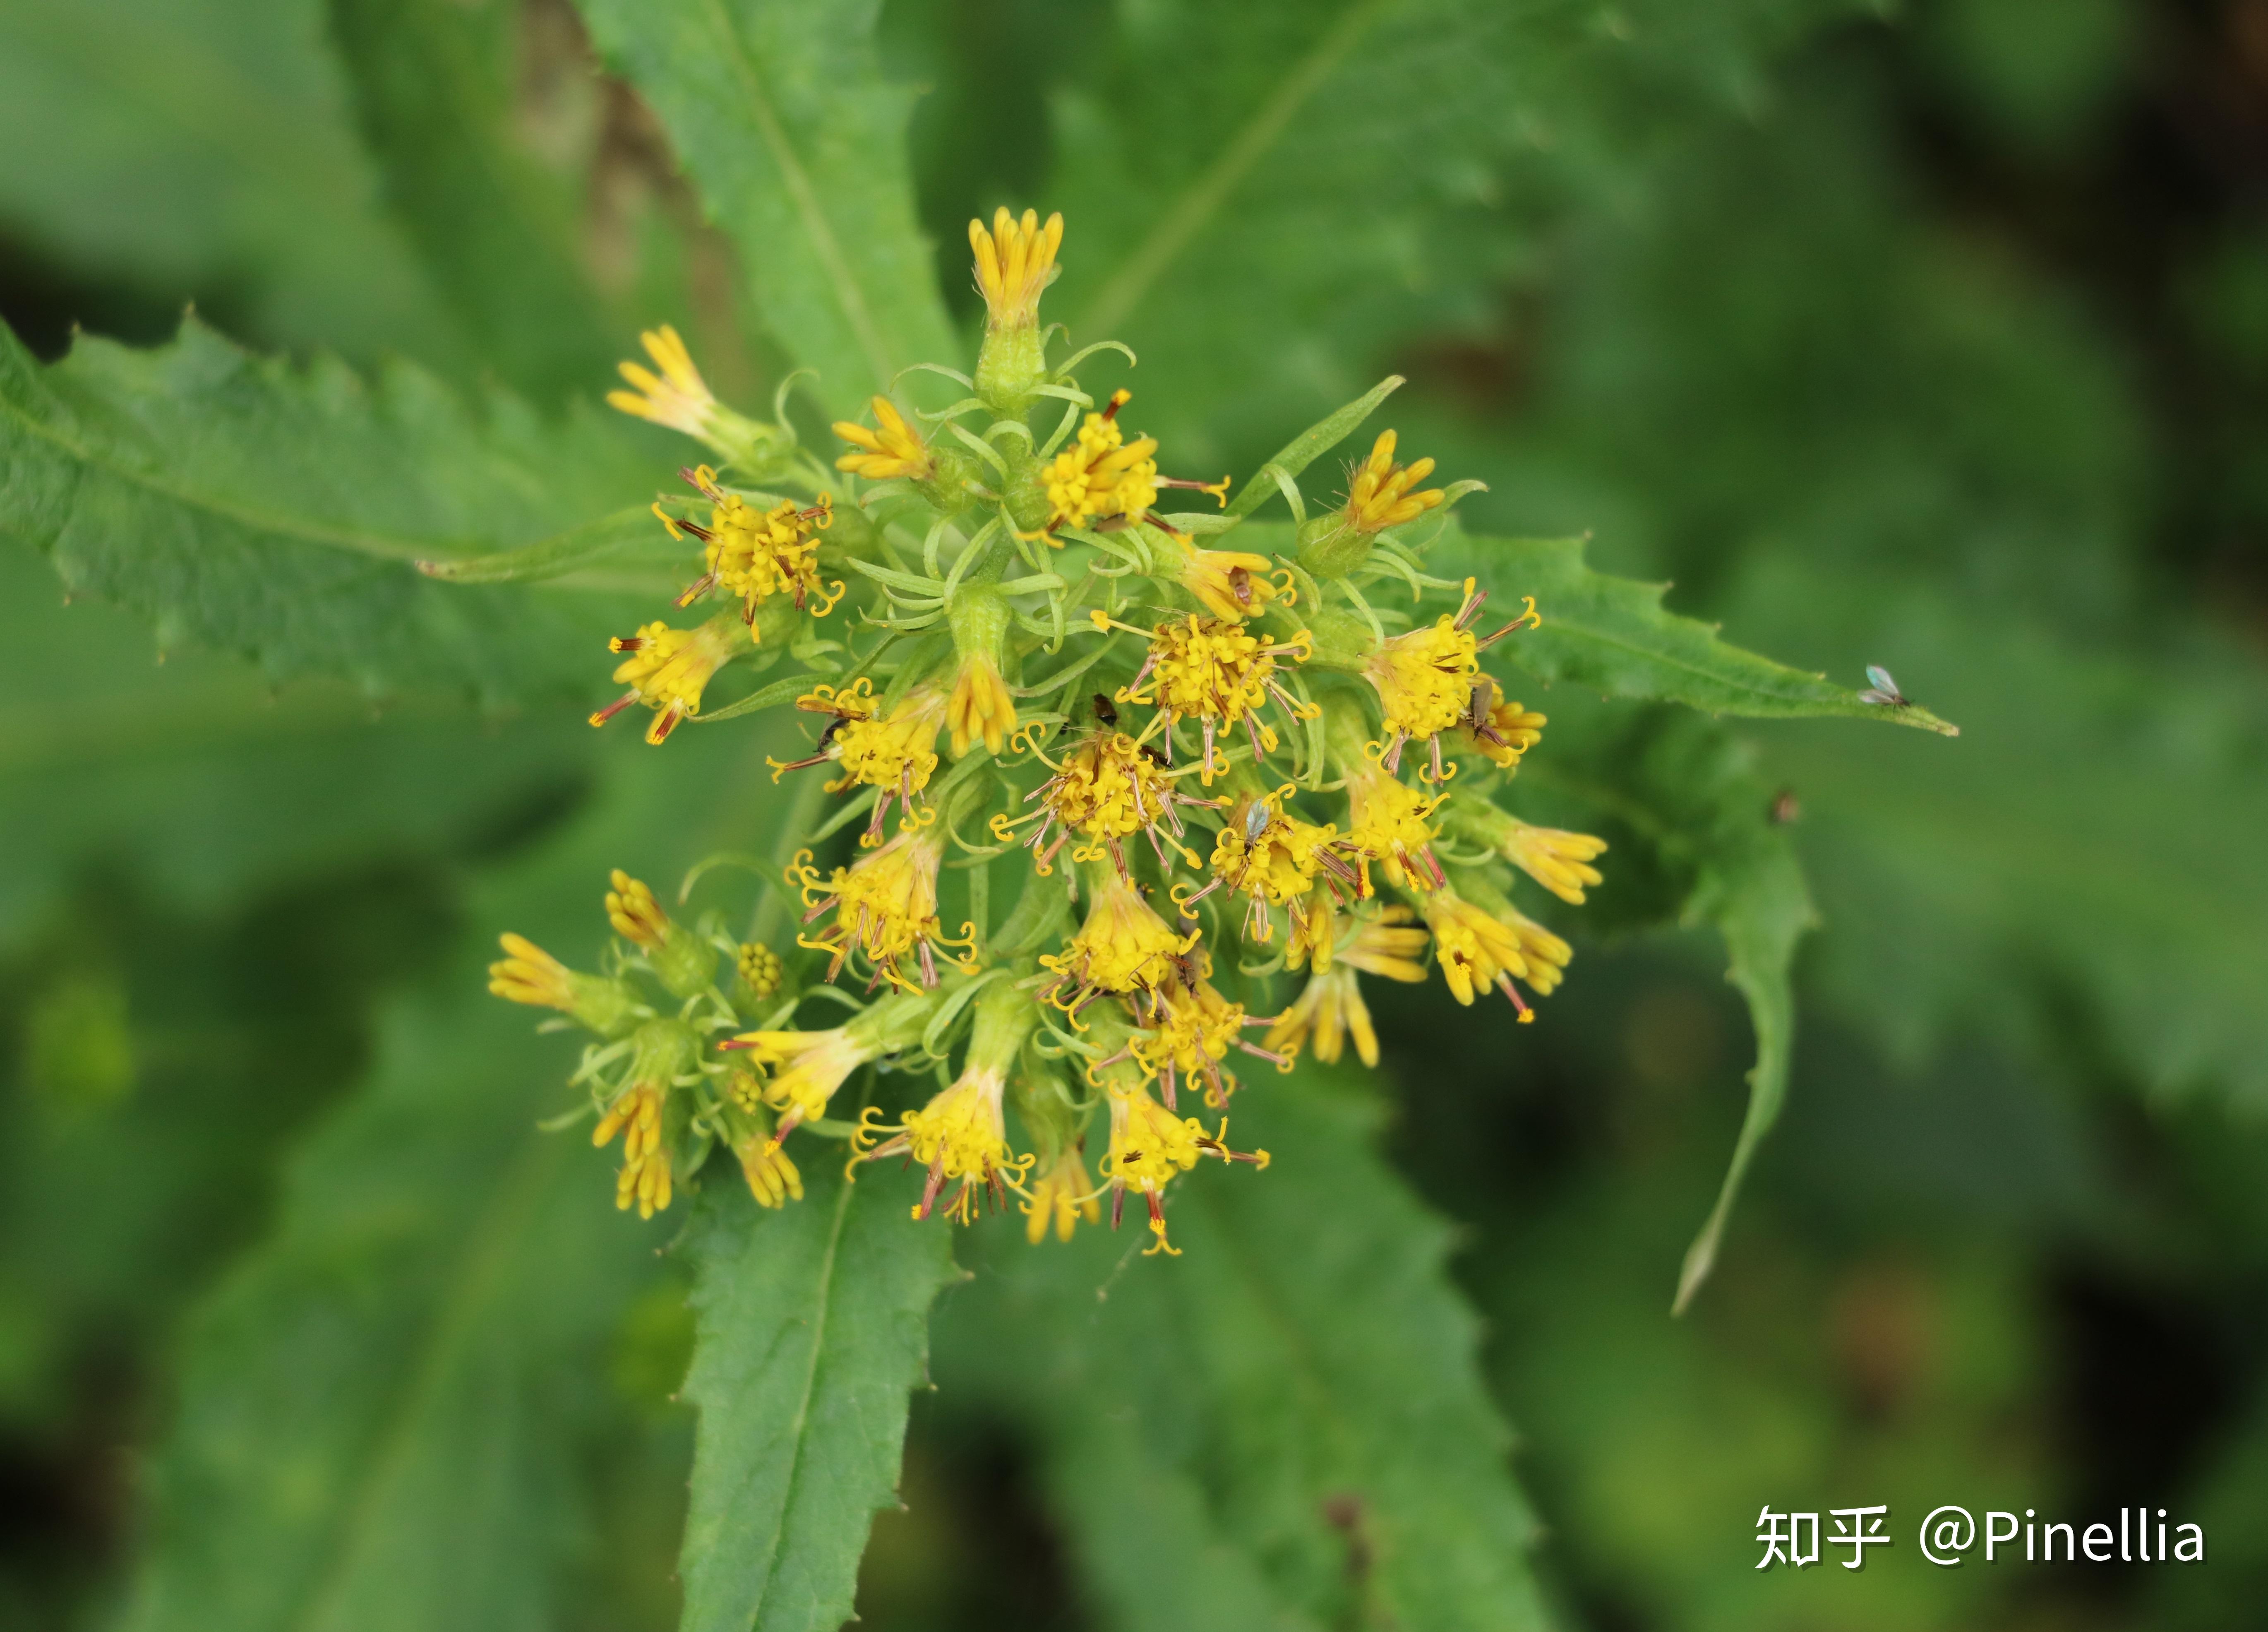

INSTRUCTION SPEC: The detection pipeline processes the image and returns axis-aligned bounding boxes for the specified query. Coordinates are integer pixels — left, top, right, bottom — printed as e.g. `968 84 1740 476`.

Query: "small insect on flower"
1182 788 1359 944
1113 612 1317 784
1857 664 1909 707
1366 579 1541 780
1101 1087 1269 1256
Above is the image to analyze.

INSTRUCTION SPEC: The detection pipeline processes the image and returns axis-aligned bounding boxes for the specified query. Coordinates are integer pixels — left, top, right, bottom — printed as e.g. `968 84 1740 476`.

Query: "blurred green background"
4 0 2267 1629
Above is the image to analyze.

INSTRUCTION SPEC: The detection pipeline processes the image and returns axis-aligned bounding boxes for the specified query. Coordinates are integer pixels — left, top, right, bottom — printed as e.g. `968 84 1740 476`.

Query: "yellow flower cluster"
487 204 1604 1257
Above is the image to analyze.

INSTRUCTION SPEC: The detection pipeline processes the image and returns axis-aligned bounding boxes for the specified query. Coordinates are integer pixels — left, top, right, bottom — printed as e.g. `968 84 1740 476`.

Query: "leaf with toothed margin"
674 1155 961 1632
1426 525 1960 734
570 0 958 418
935 1067 1553 1632
0 317 692 704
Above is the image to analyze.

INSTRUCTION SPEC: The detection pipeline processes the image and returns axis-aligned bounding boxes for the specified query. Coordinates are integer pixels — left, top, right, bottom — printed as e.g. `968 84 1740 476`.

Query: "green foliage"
571 0 957 416
0 0 455 361
0 320 677 702
1729 559 2268 1106
1431 526 1957 734
941 1071 1550 1632
110 729 771 1632
1036 0 1860 465
327 0 624 402
674 1162 959 1632
0 540 598 937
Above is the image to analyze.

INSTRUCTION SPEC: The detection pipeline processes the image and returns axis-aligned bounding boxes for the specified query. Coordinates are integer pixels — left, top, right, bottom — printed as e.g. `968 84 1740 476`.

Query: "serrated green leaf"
571 0 956 416
326 0 626 402
1504 703 1818 1311
940 1070 1551 1632
0 318 681 703
113 723 795 1632
0 541 596 938
674 1159 959 1632
0 0 456 362
1730 559 2268 1107
1042 0 1849 466
1433 527 1959 733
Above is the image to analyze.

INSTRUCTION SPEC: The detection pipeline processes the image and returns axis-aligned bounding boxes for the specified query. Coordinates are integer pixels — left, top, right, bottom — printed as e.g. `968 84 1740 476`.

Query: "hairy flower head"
1343 766 1447 893
1420 888 1572 1015
1023 1144 1100 1244
1101 1088 1267 1255
594 1082 673 1219
792 831 971 989
947 654 1017 756
1268 906 1428 1067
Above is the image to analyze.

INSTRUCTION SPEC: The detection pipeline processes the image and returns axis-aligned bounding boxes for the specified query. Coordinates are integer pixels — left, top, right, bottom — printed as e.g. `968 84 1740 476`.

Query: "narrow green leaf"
1224 374 1402 519
1507 704 1820 1312
941 1070 1551 1632
1435 528 1961 733
326 0 625 401
571 0 956 415
0 318 670 702
675 1157 959 1632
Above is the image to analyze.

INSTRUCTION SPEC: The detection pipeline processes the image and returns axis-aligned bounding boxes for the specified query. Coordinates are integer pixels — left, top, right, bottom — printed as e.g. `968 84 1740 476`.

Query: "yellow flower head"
594 1082 673 1219
487 932 578 1010
970 206 1064 331
662 466 838 626
1175 543 1286 623
736 942 785 1000
734 1130 804 1209
1268 906 1428 1067
1420 889 1572 1017
725 1026 874 1134
1501 819 1608 905
1459 678 1546 768
1101 1088 1267 1255
1122 615 1312 784
605 869 669 950
1023 1144 1101 1244
1044 729 1176 844
1046 390 1160 531
792 831 971 989
833 396 935 483
607 325 720 441
830 685 947 805
1200 791 1351 942
947 653 1017 757
1343 766 1447 893
1132 963 1253 1107
1042 876 1197 1000
591 616 746 745
1344 430 1445 534
1365 616 1478 747
862 1065 1022 1225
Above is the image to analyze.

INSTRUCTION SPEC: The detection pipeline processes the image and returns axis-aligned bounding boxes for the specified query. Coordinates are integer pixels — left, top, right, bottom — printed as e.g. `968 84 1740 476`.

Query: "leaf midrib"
698 0 895 394
708 1173 857 1630
288 1132 564 1632
1078 0 1392 338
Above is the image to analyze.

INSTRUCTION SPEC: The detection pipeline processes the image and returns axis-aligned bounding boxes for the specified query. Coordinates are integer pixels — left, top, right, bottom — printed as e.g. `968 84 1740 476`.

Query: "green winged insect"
1857 664 1909 708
